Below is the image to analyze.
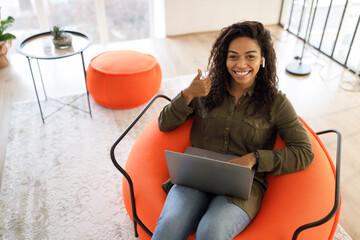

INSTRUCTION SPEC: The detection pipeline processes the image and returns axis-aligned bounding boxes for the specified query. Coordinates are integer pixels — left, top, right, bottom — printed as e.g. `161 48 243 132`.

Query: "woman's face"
226 37 263 90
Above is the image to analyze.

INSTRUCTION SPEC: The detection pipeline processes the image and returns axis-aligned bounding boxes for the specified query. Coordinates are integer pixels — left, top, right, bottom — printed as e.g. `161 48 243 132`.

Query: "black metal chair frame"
110 94 342 240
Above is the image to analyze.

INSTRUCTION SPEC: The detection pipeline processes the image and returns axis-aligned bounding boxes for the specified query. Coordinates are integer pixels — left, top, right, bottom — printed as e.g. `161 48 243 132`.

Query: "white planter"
52 33 72 49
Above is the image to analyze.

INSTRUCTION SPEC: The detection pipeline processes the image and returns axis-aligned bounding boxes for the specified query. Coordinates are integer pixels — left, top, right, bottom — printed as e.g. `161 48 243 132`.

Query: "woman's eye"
228 55 237 59
247 55 256 59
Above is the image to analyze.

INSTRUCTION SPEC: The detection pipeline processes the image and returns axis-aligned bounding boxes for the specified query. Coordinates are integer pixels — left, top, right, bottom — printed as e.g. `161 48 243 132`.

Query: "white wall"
164 0 283 36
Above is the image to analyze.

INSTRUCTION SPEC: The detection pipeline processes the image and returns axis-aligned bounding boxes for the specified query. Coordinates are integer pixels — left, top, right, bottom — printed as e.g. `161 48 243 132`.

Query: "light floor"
1 25 359 239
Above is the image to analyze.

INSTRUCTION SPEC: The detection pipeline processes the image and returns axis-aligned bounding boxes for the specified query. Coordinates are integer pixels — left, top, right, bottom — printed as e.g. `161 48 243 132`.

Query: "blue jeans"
151 185 251 240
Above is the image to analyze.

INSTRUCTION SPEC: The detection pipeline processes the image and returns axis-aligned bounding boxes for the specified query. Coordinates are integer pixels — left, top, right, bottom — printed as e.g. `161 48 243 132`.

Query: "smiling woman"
150 21 315 240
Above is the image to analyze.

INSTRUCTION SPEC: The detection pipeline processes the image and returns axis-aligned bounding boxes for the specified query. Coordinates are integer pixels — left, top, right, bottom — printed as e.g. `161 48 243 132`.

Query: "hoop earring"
262 57 265 68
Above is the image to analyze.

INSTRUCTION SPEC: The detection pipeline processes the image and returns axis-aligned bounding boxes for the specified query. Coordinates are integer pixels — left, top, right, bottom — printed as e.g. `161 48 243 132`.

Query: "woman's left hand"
228 153 257 168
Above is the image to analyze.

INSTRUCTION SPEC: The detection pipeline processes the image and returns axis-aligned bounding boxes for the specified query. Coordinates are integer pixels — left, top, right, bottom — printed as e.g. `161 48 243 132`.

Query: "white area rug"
0 75 351 240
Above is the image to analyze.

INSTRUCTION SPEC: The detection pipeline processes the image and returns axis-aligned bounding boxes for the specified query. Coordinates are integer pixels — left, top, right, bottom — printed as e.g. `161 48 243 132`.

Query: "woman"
152 21 314 240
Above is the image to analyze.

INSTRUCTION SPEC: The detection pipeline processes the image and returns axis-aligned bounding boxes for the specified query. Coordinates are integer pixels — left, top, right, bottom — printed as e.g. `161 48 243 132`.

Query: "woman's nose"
235 59 246 67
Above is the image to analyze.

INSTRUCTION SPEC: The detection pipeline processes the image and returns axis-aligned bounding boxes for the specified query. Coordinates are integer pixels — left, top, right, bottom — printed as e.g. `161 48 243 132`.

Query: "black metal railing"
280 0 360 75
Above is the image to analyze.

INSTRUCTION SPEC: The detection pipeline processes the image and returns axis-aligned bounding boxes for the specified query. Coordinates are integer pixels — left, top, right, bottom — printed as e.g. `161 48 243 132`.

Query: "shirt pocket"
192 109 223 149
196 109 221 131
243 118 272 148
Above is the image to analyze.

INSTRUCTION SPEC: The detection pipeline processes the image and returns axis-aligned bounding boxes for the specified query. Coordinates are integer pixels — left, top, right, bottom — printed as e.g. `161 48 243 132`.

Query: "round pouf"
86 50 162 109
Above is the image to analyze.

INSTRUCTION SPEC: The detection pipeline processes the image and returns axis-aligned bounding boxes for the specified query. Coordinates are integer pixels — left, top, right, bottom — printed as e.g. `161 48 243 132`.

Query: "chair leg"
134 220 139 237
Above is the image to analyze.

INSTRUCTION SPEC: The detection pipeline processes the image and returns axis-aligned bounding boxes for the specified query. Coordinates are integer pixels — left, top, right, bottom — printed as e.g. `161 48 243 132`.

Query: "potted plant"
50 25 72 49
0 9 16 69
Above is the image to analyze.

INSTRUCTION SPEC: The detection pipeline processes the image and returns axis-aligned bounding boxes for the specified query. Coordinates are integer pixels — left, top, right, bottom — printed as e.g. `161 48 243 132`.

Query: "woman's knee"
152 185 212 240
153 205 194 240
196 216 234 240
195 196 251 240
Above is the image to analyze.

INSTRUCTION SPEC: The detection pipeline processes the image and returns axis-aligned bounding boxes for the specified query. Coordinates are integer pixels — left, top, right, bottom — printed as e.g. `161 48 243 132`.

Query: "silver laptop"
164 147 255 200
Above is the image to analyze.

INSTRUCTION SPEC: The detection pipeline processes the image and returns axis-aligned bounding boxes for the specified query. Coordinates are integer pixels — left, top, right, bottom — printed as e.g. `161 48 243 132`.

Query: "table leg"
36 58 48 101
28 57 45 124
80 51 92 117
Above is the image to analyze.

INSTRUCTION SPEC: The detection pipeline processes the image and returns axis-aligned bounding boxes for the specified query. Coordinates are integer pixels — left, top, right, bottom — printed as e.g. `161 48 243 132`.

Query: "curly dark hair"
202 21 278 122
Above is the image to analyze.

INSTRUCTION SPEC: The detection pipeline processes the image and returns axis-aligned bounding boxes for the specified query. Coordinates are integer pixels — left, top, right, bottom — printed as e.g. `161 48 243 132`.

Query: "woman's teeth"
235 71 249 76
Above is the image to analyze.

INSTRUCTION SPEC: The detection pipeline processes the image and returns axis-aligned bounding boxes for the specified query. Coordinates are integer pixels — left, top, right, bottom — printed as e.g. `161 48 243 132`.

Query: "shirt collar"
226 83 256 97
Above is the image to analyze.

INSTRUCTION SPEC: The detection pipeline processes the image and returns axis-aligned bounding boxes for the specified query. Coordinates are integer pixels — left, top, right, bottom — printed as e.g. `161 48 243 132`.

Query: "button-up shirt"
159 87 314 219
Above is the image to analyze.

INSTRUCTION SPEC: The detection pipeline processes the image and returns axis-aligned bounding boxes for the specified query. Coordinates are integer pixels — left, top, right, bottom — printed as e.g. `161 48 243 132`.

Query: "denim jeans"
151 184 251 240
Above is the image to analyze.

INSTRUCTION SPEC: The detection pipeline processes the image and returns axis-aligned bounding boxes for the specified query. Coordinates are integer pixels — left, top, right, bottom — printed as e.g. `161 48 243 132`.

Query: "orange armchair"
111 95 341 240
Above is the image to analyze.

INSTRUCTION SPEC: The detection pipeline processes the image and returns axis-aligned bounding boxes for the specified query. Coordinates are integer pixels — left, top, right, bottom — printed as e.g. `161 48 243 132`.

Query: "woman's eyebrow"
245 50 258 54
227 50 258 54
228 50 238 54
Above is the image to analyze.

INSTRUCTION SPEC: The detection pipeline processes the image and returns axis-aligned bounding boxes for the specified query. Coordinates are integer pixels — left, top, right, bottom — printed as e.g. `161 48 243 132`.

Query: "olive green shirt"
158 87 314 219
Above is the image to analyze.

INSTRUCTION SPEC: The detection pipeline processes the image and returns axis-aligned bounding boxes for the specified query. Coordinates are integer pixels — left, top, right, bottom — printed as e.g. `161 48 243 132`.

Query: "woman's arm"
158 92 194 131
158 69 211 131
256 94 314 175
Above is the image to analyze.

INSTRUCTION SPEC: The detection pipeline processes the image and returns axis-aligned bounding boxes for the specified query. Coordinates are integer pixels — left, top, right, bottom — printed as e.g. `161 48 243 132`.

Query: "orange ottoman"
86 50 162 109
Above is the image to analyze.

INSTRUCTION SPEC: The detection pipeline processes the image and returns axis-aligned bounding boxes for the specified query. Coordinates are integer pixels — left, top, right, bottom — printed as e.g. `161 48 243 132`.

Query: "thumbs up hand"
182 69 211 105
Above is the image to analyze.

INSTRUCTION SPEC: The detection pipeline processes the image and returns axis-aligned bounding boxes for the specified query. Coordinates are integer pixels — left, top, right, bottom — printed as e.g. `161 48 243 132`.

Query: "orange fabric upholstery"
86 50 161 109
123 117 340 240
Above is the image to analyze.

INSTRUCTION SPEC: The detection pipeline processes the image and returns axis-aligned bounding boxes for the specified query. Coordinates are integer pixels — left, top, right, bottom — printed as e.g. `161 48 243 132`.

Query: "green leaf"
0 15 15 40
6 16 15 22
1 16 15 26
0 33 16 41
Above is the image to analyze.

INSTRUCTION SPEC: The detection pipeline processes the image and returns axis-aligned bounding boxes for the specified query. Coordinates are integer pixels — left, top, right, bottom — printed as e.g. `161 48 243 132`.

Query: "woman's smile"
234 70 251 77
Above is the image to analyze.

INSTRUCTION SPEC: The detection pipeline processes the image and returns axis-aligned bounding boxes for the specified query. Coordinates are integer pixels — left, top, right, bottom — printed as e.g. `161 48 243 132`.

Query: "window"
1 0 151 46
280 0 360 73
0 0 41 41
105 0 150 42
